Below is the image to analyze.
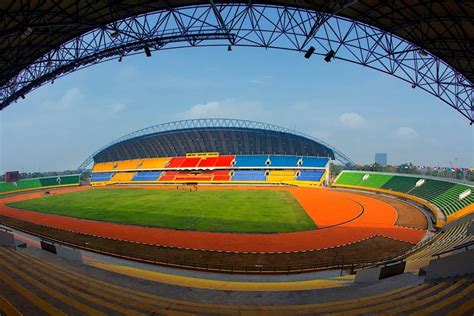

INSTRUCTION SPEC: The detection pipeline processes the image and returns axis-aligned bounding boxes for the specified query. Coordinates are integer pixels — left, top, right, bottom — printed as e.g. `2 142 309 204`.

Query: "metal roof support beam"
300 0 359 51
78 118 355 170
209 0 234 45
1 4 472 123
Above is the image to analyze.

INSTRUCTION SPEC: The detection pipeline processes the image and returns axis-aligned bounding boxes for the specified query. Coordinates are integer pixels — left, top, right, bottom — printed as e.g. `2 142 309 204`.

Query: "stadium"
0 1 473 315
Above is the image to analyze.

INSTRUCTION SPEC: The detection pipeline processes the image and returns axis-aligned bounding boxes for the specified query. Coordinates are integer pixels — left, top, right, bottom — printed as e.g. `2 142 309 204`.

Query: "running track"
0 186 426 253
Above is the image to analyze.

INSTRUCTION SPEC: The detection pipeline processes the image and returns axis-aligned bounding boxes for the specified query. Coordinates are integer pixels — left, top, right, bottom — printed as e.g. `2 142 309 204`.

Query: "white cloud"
106 103 127 115
249 75 273 85
42 87 82 110
338 112 368 129
182 99 265 120
396 126 418 138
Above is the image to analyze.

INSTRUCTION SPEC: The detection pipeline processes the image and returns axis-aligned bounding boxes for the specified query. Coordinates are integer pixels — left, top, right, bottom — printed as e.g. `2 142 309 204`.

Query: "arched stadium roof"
79 118 355 170
1 1 473 123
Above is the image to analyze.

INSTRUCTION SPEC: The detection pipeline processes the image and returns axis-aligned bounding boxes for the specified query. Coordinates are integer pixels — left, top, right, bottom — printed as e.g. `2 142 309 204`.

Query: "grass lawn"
7 188 316 233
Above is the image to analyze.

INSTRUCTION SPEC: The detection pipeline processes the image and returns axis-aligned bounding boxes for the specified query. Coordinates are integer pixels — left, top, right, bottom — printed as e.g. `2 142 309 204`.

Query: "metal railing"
432 240 474 259
0 217 419 274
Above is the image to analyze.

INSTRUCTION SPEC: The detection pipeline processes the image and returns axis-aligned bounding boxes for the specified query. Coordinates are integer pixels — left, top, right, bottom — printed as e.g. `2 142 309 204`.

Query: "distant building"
375 153 388 166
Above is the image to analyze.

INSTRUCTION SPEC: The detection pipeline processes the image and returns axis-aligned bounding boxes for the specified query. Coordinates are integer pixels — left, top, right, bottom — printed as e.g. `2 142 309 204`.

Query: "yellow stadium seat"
110 172 136 183
114 160 142 171
267 170 296 182
137 158 171 170
92 162 116 172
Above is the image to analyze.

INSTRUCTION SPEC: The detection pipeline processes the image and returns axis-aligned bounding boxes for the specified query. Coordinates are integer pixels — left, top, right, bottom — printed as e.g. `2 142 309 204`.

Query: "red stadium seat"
166 157 187 168
159 171 178 181
179 157 201 168
214 155 235 167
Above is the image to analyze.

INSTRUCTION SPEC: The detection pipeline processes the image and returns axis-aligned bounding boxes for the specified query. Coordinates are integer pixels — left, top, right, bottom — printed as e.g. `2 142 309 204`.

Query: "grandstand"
333 171 474 225
405 220 474 273
91 155 329 185
88 122 334 186
0 245 472 315
0 175 80 195
0 0 473 312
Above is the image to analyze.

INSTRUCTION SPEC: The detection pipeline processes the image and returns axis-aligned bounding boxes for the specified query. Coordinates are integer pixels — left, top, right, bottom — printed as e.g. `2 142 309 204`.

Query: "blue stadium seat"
234 155 269 167
232 170 266 181
297 170 325 181
91 173 113 182
268 155 301 167
132 171 162 181
301 157 329 168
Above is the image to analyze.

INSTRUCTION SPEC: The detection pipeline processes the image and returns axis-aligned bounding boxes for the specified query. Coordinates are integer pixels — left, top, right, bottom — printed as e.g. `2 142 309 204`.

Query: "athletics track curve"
0 186 426 253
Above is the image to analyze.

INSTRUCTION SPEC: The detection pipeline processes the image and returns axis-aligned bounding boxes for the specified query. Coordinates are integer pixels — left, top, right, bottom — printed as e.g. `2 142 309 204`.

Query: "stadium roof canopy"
1 1 473 123
79 118 354 169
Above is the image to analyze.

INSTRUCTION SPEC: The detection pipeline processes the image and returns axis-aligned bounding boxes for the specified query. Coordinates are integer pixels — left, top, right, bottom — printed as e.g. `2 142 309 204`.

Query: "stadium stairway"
0 245 473 315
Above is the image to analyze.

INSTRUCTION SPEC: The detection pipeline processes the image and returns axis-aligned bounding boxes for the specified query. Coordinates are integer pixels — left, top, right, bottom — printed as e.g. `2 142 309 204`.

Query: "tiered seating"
334 171 474 219
301 157 329 168
114 159 142 170
405 220 473 272
0 178 42 193
0 175 81 194
267 170 296 182
166 157 187 168
358 173 392 188
1 246 472 315
409 179 456 201
213 170 231 181
91 154 329 186
197 155 234 168
215 155 235 167
432 184 474 215
92 162 116 172
333 171 365 185
180 157 201 168
381 175 419 193
174 171 214 181
159 171 178 181
137 158 170 169
110 172 135 182
91 173 113 182
234 155 268 167
297 170 325 182
232 170 266 181
132 171 162 181
269 155 300 167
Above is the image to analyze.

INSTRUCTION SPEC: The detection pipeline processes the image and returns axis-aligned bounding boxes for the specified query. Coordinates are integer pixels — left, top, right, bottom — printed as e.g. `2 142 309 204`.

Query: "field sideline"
7 188 317 233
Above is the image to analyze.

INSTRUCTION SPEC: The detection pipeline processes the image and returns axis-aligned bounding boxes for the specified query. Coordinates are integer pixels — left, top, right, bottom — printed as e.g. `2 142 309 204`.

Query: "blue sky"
1 46 473 173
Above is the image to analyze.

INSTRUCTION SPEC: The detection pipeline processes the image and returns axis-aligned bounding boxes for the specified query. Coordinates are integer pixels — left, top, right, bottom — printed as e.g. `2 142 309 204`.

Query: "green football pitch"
7 188 317 233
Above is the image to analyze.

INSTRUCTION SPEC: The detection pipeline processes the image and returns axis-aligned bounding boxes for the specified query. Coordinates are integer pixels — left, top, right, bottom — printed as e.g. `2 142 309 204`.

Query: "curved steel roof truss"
78 118 356 170
1 3 472 123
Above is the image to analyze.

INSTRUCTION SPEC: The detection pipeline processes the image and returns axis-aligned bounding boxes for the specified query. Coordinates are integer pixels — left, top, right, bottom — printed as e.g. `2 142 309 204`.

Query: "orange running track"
0 186 426 253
